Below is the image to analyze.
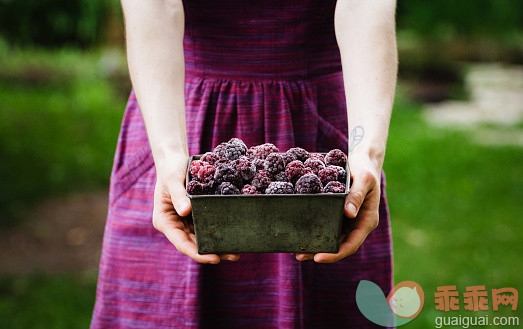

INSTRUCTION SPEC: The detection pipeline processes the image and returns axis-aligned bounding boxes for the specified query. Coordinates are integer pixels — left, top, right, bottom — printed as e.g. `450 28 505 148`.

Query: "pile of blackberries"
187 138 348 195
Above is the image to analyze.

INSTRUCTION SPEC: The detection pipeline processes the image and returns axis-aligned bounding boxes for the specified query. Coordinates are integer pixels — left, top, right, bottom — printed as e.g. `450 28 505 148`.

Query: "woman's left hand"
296 153 381 263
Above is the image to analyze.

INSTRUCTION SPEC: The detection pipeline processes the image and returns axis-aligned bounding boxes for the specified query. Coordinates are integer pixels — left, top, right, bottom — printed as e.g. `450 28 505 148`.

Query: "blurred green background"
0 1 522 328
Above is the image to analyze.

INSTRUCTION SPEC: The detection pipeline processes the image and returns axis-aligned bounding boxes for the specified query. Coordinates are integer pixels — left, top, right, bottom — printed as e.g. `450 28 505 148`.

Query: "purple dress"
91 1 393 328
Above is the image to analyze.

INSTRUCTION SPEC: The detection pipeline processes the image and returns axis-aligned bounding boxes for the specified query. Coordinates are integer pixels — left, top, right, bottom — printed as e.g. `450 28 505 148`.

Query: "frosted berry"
329 165 347 183
216 182 240 195
304 158 326 175
309 153 325 164
323 181 346 193
287 147 310 162
197 164 216 183
214 163 242 186
201 152 220 165
234 156 256 181
252 158 266 171
318 167 338 186
215 157 231 166
275 171 290 182
204 180 216 194
224 143 246 160
281 152 297 166
213 142 228 158
304 167 314 175
251 143 279 160
264 152 285 174
228 137 247 149
242 184 260 195
246 146 257 160
190 160 207 179
251 170 273 192
295 174 323 194
266 182 294 194
325 149 347 167
285 160 306 184
187 180 205 195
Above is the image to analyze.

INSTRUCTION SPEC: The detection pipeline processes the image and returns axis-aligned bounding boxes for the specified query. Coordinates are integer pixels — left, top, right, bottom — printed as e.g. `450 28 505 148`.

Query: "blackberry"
285 160 306 184
228 138 247 151
241 184 260 195
187 180 205 195
214 163 242 186
309 153 325 164
251 143 279 160
304 167 314 175
318 167 338 186
190 160 207 179
215 157 231 166
246 146 257 160
216 182 240 195
251 170 273 192
264 152 285 174
213 142 228 158
325 149 347 167
224 143 246 160
287 147 310 162
197 164 216 183
266 182 294 194
329 165 347 183
275 171 290 182
252 158 266 171
323 181 346 193
281 152 297 166
201 152 220 165
234 156 256 181
204 180 217 194
295 174 323 194
304 158 326 175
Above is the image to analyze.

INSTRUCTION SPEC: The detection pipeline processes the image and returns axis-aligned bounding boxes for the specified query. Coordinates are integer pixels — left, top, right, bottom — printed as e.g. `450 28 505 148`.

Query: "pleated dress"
91 0 393 328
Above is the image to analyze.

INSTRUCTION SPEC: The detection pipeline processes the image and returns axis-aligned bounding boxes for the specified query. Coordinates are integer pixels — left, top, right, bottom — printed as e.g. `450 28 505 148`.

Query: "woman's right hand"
152 152 240 264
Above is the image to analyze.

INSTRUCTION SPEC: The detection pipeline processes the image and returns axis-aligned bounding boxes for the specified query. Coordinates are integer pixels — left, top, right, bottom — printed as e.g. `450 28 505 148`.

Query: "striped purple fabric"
91 1 393 328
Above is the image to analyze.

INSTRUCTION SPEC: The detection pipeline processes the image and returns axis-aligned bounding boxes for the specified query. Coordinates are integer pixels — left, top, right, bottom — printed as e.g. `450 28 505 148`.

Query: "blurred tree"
397 0 523 39
0 0 522 48
0 0 119 47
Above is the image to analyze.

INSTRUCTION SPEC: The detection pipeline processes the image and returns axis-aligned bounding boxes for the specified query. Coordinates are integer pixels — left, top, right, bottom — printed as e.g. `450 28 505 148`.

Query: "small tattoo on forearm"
349 125 364 153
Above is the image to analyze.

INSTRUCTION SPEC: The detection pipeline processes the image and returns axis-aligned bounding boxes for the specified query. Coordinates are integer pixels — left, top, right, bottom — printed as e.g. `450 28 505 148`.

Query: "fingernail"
348 203 357 215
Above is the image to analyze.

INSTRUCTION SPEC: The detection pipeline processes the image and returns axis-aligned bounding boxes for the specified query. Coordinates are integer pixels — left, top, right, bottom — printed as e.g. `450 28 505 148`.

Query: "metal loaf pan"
186 154 350 254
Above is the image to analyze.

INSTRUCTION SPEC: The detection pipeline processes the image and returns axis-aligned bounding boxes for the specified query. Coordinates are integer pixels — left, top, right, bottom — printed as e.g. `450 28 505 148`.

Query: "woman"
91 0 397 328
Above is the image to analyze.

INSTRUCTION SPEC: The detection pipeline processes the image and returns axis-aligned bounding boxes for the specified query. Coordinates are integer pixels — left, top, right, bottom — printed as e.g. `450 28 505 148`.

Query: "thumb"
344 173 374 218
169 180 192 217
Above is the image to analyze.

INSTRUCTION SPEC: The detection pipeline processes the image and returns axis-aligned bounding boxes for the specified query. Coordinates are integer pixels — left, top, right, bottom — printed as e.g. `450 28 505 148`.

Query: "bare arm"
121 0 238 264
297 0 398 262
336 0 397 168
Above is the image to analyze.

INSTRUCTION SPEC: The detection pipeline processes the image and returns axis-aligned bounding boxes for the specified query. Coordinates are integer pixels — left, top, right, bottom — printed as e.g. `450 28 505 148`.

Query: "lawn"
0 48 127 226
384 96 522 327
0 49 521 328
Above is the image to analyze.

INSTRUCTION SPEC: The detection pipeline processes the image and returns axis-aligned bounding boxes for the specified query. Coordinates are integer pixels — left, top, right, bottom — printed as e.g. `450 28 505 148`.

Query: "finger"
219 254 240 261
295 253 314 261
168 180 192 217
344 172 375 218
314 227 368 263
162 225 221 264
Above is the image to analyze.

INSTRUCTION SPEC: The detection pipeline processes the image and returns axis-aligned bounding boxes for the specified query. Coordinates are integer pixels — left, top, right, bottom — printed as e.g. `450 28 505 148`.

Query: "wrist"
152 139 189 178
348 149 384 177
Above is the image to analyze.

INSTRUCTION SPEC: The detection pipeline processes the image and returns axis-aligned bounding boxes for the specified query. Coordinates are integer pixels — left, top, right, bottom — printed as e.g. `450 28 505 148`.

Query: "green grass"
0 48 127 226
384 96 523 328
0 273 97 329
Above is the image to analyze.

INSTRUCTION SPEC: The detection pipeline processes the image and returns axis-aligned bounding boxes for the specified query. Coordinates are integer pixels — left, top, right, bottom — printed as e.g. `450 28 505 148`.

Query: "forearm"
334 0 398 171
121 0 188 170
